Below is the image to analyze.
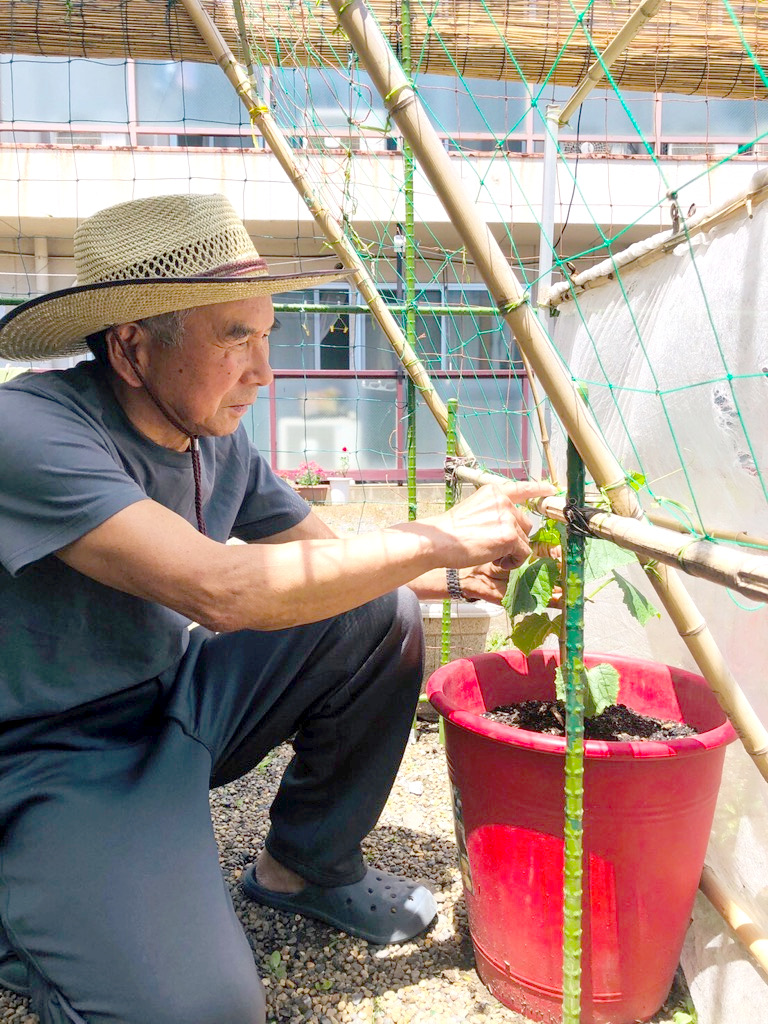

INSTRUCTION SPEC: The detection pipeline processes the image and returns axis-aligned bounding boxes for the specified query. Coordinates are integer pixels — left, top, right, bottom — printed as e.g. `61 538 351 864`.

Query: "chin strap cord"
115 340 208 535
189 436 207 536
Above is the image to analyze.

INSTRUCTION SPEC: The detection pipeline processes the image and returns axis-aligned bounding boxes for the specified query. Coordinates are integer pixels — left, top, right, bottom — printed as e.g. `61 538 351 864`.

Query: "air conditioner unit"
665 143 705 156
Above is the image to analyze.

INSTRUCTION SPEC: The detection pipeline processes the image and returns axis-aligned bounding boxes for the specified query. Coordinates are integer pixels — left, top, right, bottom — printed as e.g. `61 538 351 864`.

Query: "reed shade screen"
2 0 767 100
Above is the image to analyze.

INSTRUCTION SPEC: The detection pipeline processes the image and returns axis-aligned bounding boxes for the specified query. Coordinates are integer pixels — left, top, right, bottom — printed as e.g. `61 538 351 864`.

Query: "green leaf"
268 951 282 970
584 664 620 718
510 611 559 656
583 538 636 585
672 1012 695 1024
626 471 646 491
530 519 561 546
504 557 560 617
611 571 660 626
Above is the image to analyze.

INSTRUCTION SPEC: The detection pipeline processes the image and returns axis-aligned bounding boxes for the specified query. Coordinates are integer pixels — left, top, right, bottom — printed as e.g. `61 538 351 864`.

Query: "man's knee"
362 586 424 672
371 585 422 642
28 964 266 1024
128 972 266 1024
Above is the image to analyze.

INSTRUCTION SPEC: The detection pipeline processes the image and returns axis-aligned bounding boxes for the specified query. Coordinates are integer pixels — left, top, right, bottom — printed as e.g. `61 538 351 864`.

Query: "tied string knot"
563 502 599 537
444 454 478 488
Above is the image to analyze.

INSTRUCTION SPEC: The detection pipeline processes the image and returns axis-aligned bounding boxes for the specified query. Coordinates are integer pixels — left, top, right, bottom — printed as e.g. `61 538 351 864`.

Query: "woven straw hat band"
73 194 267 285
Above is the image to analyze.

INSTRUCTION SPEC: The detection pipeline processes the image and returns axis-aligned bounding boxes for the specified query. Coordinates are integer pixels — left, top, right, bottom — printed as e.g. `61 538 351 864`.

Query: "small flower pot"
426 649 736 1024
327 477 353 504
295 484 329 503
417 601 507 721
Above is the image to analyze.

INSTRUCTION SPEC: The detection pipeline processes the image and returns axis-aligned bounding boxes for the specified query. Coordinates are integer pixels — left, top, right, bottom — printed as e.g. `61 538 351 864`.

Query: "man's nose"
244 345 274 387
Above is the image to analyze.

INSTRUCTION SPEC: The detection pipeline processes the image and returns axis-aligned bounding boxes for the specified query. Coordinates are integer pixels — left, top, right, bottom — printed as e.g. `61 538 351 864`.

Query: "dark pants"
0 588 424 1024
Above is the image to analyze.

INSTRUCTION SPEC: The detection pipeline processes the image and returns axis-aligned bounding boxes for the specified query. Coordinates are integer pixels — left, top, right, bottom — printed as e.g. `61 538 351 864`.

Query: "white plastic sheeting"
551 188 768 1021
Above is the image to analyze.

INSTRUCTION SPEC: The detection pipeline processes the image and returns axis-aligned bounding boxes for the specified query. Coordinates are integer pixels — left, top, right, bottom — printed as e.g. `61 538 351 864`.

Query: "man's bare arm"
56 481 552 632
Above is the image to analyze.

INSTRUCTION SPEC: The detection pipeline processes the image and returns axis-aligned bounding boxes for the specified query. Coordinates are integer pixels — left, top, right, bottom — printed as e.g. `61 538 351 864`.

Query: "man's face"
145 295 276 438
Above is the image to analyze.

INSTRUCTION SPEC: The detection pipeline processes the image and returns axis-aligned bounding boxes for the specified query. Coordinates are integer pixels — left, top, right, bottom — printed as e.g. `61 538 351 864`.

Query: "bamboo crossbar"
700 865 768 981
178 0 475 460
535 495 768 606
647 509 768 551
324 0 768 778
454 467 768 601
2 0 768 100
547 168 768 308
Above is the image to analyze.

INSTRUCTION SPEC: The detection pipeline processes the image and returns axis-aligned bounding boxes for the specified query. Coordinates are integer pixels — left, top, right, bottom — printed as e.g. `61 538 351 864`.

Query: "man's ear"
105 324 146 388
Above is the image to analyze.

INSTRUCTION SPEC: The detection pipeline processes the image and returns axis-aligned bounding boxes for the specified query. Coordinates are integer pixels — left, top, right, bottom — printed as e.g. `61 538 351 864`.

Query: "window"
415 376 527 470
445 285 517 371
271 67 387 139
270 287 354 370
417 75 527 138
0 55 128 124
532 85 654 155
662 96 767 138
363 287 442 371
135 60 247 128
273 376 397 473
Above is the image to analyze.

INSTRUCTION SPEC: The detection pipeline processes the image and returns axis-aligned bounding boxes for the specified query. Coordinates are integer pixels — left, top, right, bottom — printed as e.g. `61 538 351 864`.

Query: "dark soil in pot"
483 700 698 742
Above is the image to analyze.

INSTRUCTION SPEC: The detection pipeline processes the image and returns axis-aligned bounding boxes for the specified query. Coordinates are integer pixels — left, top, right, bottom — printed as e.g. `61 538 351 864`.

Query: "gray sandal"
241 864 437 944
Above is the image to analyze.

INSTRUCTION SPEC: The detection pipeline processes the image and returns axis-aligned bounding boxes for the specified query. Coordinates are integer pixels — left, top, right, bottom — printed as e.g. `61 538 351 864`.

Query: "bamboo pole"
548 168 768 308
327 8 768 779
401 0 419 521
452 467 768 605
178 0 476 460
532 494 768 606
700 865 768 981
647 509 768 552
558 0 665 127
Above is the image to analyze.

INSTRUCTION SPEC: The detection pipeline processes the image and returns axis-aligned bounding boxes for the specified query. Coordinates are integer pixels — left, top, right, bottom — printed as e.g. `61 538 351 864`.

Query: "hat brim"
0 268 351 361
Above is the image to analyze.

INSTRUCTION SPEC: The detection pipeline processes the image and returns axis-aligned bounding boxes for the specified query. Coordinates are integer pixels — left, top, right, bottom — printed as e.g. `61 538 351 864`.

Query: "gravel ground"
0 501 693 1023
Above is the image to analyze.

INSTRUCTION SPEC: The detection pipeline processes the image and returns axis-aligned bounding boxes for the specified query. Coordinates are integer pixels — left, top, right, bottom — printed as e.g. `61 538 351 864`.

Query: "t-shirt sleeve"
0 389 149 576
231 441 311 541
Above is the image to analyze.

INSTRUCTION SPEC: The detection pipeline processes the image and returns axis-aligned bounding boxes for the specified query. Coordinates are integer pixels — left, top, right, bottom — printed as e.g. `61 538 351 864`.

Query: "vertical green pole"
436 397 459 744
442 398 459 666
402 0 418 522
562 438 586 1024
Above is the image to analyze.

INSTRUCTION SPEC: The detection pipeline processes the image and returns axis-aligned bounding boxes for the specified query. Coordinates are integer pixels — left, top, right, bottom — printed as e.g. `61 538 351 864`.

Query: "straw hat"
0 193 350 360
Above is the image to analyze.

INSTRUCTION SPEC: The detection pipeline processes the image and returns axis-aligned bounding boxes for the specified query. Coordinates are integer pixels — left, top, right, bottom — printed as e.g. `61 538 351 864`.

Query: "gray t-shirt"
0 361 310 722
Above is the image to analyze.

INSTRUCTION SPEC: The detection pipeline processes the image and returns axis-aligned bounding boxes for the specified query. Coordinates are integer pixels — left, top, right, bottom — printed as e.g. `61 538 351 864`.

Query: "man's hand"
426 480 556 571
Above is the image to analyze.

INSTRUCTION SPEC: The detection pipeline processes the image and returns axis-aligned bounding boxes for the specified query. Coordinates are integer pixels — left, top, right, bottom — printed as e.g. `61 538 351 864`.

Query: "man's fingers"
497 479 557 503
494 549 530 572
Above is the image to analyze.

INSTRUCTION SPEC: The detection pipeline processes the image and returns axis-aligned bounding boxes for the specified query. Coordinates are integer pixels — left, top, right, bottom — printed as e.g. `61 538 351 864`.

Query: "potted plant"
426 531 737 1024
290 461 329 503
327 446 353 504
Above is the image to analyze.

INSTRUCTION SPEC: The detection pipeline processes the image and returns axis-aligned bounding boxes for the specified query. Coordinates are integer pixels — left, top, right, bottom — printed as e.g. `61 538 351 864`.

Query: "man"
0 193 552 1024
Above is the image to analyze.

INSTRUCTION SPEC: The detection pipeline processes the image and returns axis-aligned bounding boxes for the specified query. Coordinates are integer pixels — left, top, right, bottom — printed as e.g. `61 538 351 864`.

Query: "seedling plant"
500 519 660 717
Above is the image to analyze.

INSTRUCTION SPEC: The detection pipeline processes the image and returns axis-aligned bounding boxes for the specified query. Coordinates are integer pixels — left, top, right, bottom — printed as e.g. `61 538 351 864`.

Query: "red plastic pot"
426 649 736 1024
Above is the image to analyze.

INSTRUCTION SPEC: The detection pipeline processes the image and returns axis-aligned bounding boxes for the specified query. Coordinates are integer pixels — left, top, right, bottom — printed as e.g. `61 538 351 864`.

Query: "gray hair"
136 309 191 349
85 308 191 365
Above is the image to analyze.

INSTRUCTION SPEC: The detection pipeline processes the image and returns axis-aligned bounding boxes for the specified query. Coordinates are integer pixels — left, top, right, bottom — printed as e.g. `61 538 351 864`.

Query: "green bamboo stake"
402 0 418 523
431 397 460 743
442 398 459 664
562 437 586 1024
